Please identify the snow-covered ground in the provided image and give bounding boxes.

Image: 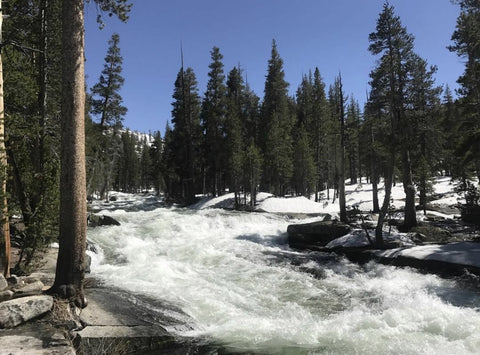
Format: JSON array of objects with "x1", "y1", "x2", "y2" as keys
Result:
[{"x1": 193, "y1": 176, "x2": 463, "y2": 218}]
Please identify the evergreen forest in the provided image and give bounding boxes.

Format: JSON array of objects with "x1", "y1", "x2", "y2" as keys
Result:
[{"x1": 1, "y1": 0, "x2": 479, "y2": 272}]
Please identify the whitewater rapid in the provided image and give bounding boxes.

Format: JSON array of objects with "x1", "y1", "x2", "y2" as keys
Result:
[{"x1": 88, "y1": 199, "x2": 480, "y2": 354}]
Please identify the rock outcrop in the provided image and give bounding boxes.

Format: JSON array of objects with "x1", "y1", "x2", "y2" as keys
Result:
[{"x1": 287, "y1": 220, "x2": 352, "y2": 250}]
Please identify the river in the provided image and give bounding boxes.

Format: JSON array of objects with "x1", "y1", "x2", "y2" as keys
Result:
[{"x1": 88, "y1": 197, "x2": 480, "y2": 354}]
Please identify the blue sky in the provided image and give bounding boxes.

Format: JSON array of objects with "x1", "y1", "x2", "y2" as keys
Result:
[{"x1": 84, "y1": 0, "x2": 463, "y2": 134}]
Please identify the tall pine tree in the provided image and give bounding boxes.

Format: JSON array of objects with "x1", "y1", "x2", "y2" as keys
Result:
[
  {"x1": 201, "y1": 47, "x2": 227, "y2": 197},
  {"x1": 170, "y1": 67, "x2": 202, "y2": 203},
  {"x1": 261, "y1": 40, "x2": 294, "y2": 196}
]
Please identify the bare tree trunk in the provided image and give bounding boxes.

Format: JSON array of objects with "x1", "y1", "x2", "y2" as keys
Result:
[
  {"x1": 50, "y1": 0, "x2": 87, "y2": 308},
  {"x1": 371, "y1": 125, "x2": 380, "y2": 213},
  {"x1": 0, "y1": 8, "x2": 10, "y2": 278},
  {"x1": 375, "y1": 156, "x2": 394, "y2": 249},
  {"x1": 402, "y1": 147, "x2": 417, "y2": 230}
]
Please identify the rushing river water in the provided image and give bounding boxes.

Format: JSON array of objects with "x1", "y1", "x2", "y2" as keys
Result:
[{"x1": 88, "y1": 198, "x2": 480, "y2": 354}]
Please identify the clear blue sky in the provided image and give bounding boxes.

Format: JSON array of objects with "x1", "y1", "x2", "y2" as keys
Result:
[{"x1": 84, "y1": 0, "x2": 463, "y2": 134}]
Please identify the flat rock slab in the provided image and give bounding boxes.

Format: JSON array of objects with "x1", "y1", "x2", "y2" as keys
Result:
[
  {"x1": 373, "y1": 241, "x2": 480, "y2": 276},
  {"x1": 81, "y1": 288, "x2": 153, "y2": 326},
  {"x1": 75, "y1": 325, "x2": 174, "y2": 354},
  {"x1": 0, "y1": 321, "x2": 75, "y2": 355},
  {"x1": 0, "y1": 334, "x2": 75, "y2": 355}
]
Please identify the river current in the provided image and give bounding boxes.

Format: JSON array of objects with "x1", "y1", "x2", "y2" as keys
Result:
[{"x1": 88, "y1": 199, "x2": 480, "y2": 354}]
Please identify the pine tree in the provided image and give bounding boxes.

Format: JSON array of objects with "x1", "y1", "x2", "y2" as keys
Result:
[
  {"x1": 50, "y1": 0, "x2": 130, "y2": 307},
  {"x1": 330, "y1": 75, "x2": 348, "y2": 222},
  {"x1": 294, "y1": 73, "x2": 316, "y2": 197},
  {"x1": 311, "y1": 68, "x2": 329, "y2": 201},
  {"x1": 242, "y1": 81, "x2": 261, "y2": 145},
  {"x1": 243, "y1": 140, "x2": 263, "y2": 208},
  {"x1": 88, "y1": 33, "x2": 127, "y2": 200},
  {"x1": 149, "y1": 131, "x2": 163, "y2": 195},
  {"x1": 368, "y1": 2, "x2": 417, "y2": 244},
  {"x1": 261, "y1": 40, "x2": 294, "y2": 196},
  {"x1": 139, "y1": 137, "x2": 152, "y2": 191},
  {"x1": 225, "y1": 66, "x2": 244, "y2": 208},
  {"x1": 345, "y1": 97, "x2": 361, "y2": 184},
  {"x1": 162, "y1": 122, "x2": 178, "y2": 201},
  {"x1": 440, "y1": 86, "x2": 461, "y2": 176},
  {"x1": 90, "y1": 33, "x2": 127, "y2": 129},
  {"x1": 201, "y1": 47, "x2": 227, "y2": 197},
  {"x1": 3, "y1": 0, "x2": 62, "y2": 273},
  {"x1": 406, "y1": 54, "x2": 442, "y2": 213},
  {"x1": 449, "y1": 0, "x2": 480, "y2": 181},
  {"x1": 171, "y1": 67, "x2": 202, "y2": 203}
]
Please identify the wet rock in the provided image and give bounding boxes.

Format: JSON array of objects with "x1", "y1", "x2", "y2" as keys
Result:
[
  {"x1": 0, "y1": 274, "x2": 7, "y2": 291},
  {"x1": 0, "y1": 295, "x2": 53, "y2": 328},
  {"x1": 459, "y1": 204, "x2": 480, "y2": 226},
  {"x1": 88, "y1": 214, "x2": 121, "y2": 227},
  {"x1": 85, "y1": 253, "x2": 92, "y2": 274},
  {"x1": 287, "y1": 220, "x2": 352, "y2": 250}
]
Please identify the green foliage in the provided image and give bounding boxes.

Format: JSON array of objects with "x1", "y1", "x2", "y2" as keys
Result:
[
  {"x1": 168, "y1": 67, "x2": 203, "y2": 203},
  {"x1": 88, "y1": 33, "x2": 127, "y2": 199},
  {"x1": 91, "y1": 33, "x2": 127, "y2": 129},
  {"x1": 225, "y1": 66, "x2": 244, "y2": 206},
  {"x1": 87, "y1": 0, "x2": 132, "y2": 27},
  {"x1": 449, "y1": 0, "x2": 480, "y2": 181},
  {"x1": 243, "y1": 140, "x2": 263, "y2": 207},
  {"x1": 4, "y1": 0, "x2": 62, "y2": 271},
  {"x1": 261, "y1": 40, "x2": 294, "y2": 196},
  {"x1": 201, "y1": 47, "x2": 227, "y2": 196}
]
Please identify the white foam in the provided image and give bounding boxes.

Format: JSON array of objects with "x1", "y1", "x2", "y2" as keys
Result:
[{"x1": 88, "y1": 206, "x2": 480, "y2": 354}]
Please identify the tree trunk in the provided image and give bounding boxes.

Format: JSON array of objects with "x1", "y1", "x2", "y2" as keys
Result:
[
  {"x1": 338, "y1": 88, "x2": 347, "y2": 223},
  {"x1": 371, "y1": 125, "x2": 380, "y2": 213},
  {"x1": 50, "y1": 0, "x2": 87, "y2": 308},
  {"x1": 0, "y1": 9, "x2": 10, "y2": 278},
  {"x1": 402, "y1": 147, "x2": 417, "y2": 230},
  {"x1": 375, "y1": 153, "x2": 394, "y2": 249}
]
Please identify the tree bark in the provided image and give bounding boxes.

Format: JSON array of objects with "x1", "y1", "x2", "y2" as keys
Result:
[
  {"x1": 370, "y1": 124, "x2": 380, "y2": 213},
  {"x1": 0, "y1": 7, "x2": 11, "y2": 278},
  {"x1": 402, "y1": 147, "x2": 417, "y2": 230},
  {"x1": 338, "y1": 89, "x2": 347, "y2": 223},
  {"x1": 50, "y1": 0, "x2": 87, "y2": 308}
]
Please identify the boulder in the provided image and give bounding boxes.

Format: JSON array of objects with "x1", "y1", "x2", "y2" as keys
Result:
[
  {"x1": 12, "y1": 280, "x2": 44, "y2": 297},
  {"x1": 459, "y1": 204, "x2": 480, "y2": 226},
  {"x1": 287, "y1": 220, "x2": 352, "y2": 250},
  {"x1": 88, "y1": 214, "x2": 121, "y2": 227},
  {"x1": 0, "y1": 273, "x2": 7, "y2": 291},
  {"x1": 0, "y1": 295, "x2": 53, "y2": 328},
  {"x1": 0, "y1": 290, "x2": 14, "y2": 302}
]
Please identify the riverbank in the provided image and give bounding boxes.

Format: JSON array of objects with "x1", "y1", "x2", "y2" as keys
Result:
[{"x1": 1, "y1": 247, "x2": 230, "y2": 354}]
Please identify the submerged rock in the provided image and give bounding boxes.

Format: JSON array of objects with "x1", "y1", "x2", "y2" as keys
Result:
[
  {"x1": 287, "y1": 220, "x2": 352, "y2": 250},
  {"x1": 88, "y1": 214, "x2": 121, "y2": 227}
]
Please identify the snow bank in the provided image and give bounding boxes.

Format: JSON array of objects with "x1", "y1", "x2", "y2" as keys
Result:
[
  {"x1": 326, "y1": 230, "x2": 415, "y2": 248},
  {"x1": 190, "y1": 176, "x2": 465, "y2": 216},
  {"x1": 377, "y1": 242, "x2": 480, "y2": 268},
  {"x1": 257, "y1": 196, "x2": 333, "y2": 214}
]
